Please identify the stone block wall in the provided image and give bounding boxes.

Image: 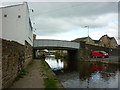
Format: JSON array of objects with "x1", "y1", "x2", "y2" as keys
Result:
[
  {"x1": 85, "y1": 44, "x2": 119, "y2": 56},
  {"x1": 24, "y1": 41, "x2": 33, "y2": 69},
  {"x1": 74, "y1": 41, "x2": 120, "y2": 61},
  {"x1": 2, "y1": 39, "x2": 25, "y2": 88},
  {"x1": 2, "y1": 39, "x2": 33, "y2": 88}
]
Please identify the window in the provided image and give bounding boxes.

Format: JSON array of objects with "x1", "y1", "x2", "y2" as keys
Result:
[
  {"x1": 18, "y1": 15, "x2": 21, "y2": 18},
  {"x1": 4, "y1": 14, "x2": 7, "y2": 17}
]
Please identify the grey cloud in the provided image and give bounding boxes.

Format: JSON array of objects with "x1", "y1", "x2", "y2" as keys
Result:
[
  {"x1": 28, "y1": 2, "x2": 118, "y2": 38},
  {"x1": 29, "y1": 2, "x2": 118, "y2": 18},
  {"x1": 33, "y1": 12, "x2": 117, "y2": 36}
]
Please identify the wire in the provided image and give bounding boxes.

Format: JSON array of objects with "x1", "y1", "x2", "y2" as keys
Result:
[{"x1": 30, "y1": 3, "x2": 82, "y2": 17}]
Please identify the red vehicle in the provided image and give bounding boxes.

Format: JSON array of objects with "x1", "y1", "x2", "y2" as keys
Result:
[{"x1": 91, "y1": 51, "x2": 109, "y2": 58}]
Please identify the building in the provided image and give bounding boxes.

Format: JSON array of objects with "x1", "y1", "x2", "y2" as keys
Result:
[
  {"x1": 0, "y1": 2, "x2": 33, "y2": 88},
  {"x1": 1, "y1": 2, "x2": 33, "y2": 45},
  {"x1": 99, "y1": 35, "x2": 118, "y2": 48},
  {"x1": 72, "y1": 35, "x2": 118, "y2": 48},
  {"x1": 94, "y1": 40, "x2": 104, "y2": 47},
  {"x1": 72, "y1": 36, "x2": 95, "y2": 45}
]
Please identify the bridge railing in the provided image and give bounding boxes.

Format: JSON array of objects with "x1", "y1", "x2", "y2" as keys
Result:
[{"x1": 33, "y1": 39, "x2": 80, "y2": 49}]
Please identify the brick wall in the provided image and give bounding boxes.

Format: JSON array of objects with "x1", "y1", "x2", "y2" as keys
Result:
[{"x1": 2, "y1": 39, "x2": 33, "y2": 88}]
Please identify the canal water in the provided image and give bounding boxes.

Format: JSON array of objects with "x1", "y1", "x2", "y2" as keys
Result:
[{"x1": 45, "y1": 57, "x2": 119, "y2": 88}]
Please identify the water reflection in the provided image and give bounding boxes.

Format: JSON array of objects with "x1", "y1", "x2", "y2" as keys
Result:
[
  {"x1": 45, "y1": 57, "x2": 119, "y2": 88},
  {"x1": 45, "y1": 57, "x2": 64, "y2": 71}
]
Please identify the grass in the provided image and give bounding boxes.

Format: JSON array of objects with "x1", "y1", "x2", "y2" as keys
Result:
[
  {"x1": 44, "y1": 78, "x2": 57, "y2": 88},
  {"x1": 41, "y1": 60, "x2": 62, "y2": 89},
  {"x1": 41, "y1": 61, "x2": 49, "y2": 71}
]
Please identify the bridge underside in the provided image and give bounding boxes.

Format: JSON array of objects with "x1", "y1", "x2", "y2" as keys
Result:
[
  {"x1": 33, "y1": 46, "x2": 78, "y2": 50},
  {"x1": 33, "y1": 39, "x2": 80, "y2": 60},
  {"x1": 33, "y1": 47, "x2": 80, "y2": 61}
]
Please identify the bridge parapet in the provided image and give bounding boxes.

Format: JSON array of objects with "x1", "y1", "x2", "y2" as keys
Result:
[{"x1": 33, "y1": 39, "x2": 80, "y2": 50}]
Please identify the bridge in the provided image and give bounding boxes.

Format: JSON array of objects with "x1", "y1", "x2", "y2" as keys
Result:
[
  {"x1": 33, "y1": 39, "x2": 80, "y2": 50},
  {"x1": 33, "y1": 39, "x2": 81, "y2": 60}
]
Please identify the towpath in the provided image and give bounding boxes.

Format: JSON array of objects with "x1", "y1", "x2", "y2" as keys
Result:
[{"x1": 11, "y1": 60, "x2": 45, "y2": 88}]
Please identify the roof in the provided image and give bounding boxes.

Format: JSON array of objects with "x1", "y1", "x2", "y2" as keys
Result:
[
  {"x1": 94, "y1": 40, "x2": 100, "y2": 43},
  {"x1": 108, "y1": 37, "x2": 114, "y2": 40},
  {"x1": 0, "y1": 3, "x2": 23, "y2": 9},
  {"x1": 72, "y1": 37, "x2": 90, "y2": 42},
  {"x1": 99, "y1": 35, "x2": 115, "y2": 40}
]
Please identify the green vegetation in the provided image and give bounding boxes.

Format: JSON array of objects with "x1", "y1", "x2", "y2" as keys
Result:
[
  {"x1": 54, "y1": 53, "x2": 62, "y2": 59},
  {"x1": 54, "y1": 53, "x2": 68, "y2": 60},
  {"x1": 37, "y1": 54, "x2": 43, "y2": 59},
  {"x1": 44, "y1": 78, "x2": 57, "y2": 88},
  {"x1": 41, "y1": 60, "x2": 63, "y2": 88},
  {"x1": 41, "y1": 60, "x2": 49, "y2": 71}
]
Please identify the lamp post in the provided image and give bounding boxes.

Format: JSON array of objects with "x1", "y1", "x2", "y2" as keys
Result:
[
  {"x1": 85, "y1": 26, "x2": 90, "y2": 43},
  {"x1": 84, "y1": 26, "x2": 89, "y2": 37}
]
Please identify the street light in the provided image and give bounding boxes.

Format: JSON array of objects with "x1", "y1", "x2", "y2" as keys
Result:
[
  {"x1": 85, "y1": 26, "x2": 90, "y2": 43},
  {"x1": 84, "y1": 26, "x2": 89, "y2": 37}
]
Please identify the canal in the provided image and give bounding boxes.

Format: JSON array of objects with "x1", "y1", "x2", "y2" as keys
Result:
[{"x1": 45, "y1": 57, "x2": 119, "y2": 88}]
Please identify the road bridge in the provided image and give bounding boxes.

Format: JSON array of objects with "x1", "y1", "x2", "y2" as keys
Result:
[
  {"x1": 33, "y1": 39, "x2": 80, "y2": 50},
  {"x1": 33, "y1": 39, "x2": 81, "y2": 60}
]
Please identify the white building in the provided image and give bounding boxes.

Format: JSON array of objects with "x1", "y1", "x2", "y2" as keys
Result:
[{"x1": 0, "y1": 2, "x2": 33, "y2": 46}]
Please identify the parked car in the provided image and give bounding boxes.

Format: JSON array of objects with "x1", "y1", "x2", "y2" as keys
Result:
[{"x1": 91, "y1": 51, "x2": 109, "y2": 58}]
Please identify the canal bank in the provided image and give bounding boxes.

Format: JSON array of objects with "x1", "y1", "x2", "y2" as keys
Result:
[
  {"x1": 86, "y1": 56, "x2": 120, "y2": 65},
  {"x1": 9, "y1": 60, "x2": 64, "y2": 88}
]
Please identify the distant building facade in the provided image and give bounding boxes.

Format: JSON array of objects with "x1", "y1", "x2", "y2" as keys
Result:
[
  {"x1": 72, "y1": 35, "x2": 118, "y2": 48},
  {"x1": 72, "y1": 36, "x2": 95, "y2": 45},
  {"x1": 94, "y1": 40, "x2": 104, "y2": 47},
  {"x1": 99, "y1": 35, "x2": 118, "y2": 48}
]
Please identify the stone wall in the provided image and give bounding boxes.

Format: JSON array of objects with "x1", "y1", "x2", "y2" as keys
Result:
[
  {"x1": 2, "y1": 39, "x2": 33, "y2": 88},
  {"x1": 24, "y1": 41, "x2": 33, "y2": 69},
  {"x1": 74, "y1": 41, "x2": 120, "y2": 61},
  {"x1": 85, "y1": 44, "x2": 119, "y2": 56}
]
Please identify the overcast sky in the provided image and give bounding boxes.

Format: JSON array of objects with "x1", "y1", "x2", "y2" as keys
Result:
[
  {"x1": 1, "y1": 0, "x2": 119, "y2": 44},
  {"x1": 28, "y1": 2, "x2": 119, "y2": 43}
]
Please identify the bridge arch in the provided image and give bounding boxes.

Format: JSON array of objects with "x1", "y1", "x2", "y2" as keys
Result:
[{"x1": 33, "y1": 39, "x2": 80, "y2": 60}]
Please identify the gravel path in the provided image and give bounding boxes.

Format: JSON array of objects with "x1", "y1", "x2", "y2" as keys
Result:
[{"x1": 11, "y1": 60, "x2": 45, "y2": 88}]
